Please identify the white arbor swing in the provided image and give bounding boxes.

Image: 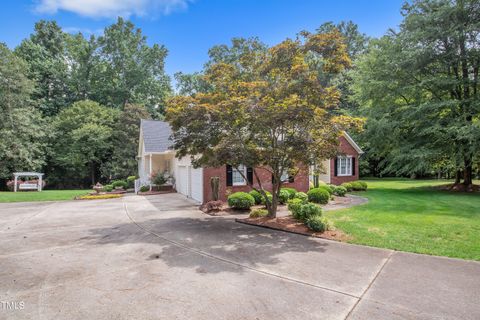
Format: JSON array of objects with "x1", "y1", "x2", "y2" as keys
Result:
[{"x1": 13, "y1": 172, "x2": 44, "y2": 192}]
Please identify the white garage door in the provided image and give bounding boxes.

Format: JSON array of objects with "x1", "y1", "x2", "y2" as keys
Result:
[
  {"x1": 176, "y1": 165, "x2": 203, "y2": 203},
  {"x1": 177, "y1": 165, "x2": 189, "y2": 196},
  {"x1": 190, "y1": 167, "x2": 203, "y2": 203}
]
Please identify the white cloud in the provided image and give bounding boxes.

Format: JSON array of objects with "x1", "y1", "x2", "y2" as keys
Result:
[
  {"x1": 63, "y1": 27, "x2": 103, "y2": 35},
  {"x1": 34, "y1": 0, "x2": 191, "y2": 19}
]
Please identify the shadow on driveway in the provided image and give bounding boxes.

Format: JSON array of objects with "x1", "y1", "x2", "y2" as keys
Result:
[{"x1": 83, "y1": 216, "x2": 329, "y2": 276}]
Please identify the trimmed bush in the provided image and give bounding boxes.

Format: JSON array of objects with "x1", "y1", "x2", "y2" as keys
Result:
[
  {"x1": 111, "y1": 180, "x2": 128, "y2": 190},
  {"x1": 341, "y1": 182, "x2": 354, "y2": 191},
  {"x1": 228, "y1": 192, "x2": 255, "y2": 210},
  {"x1": 278, "y1": 189, "x2": 290, "y2": 204},
  {"x1": 250, "y1": 209, "x2": 269, "y2": 218},
  {"x1": 103, "y1": 184, "x2": 114, "y2": 192},
  {"x1": 306, "y1": 216, "x2": 331, "y2": 232},
  {"x1": 294, "y1": 191, "x2": 308, "y2": 203},
  {"x1": 300, "y1": 203, "x2": 322, "y2": 220},
  {"x1": 351, "y1": 181, "x2": 368, "y2": 191},
  {"x1": 260, "y1": 191, "x2": 273, "y2": 205},
  {"x1": 319, "y1": 185, "x2": 334, "y2": 195},
  {"x1": 281, "y1": 187, "x2": 297, "y2": 199},
  {"x1": 126, "y1": 176, "x2": 136, "y2": 188},
  {"x1": 249, "y1": 190, "x2": 263, "y2": 205},
  {"x1": 139, "y1": 185, "x2": 149, "y2": 192},
  {"x1": 307, "y1": 188, "x2": 330, "y2": 204},
  {"x1": 287, "y1": 198, "x2": 303, "y2": 219},
  {"x1": 333, "y1": 186, "x2": 347, "y2": 197}
]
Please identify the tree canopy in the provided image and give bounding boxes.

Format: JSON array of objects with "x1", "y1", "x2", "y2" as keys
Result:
[
  {"x1": 167, "y1": 31, "x2": 362, "y2": 216},
  {"x1": 351, "y1": 0, "x2": 480, "y2": 185}
]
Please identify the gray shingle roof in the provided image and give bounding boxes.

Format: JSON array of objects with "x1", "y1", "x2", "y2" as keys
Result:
[{"x1": 141, "y1": 119, "x2": 173, "y2": 153}]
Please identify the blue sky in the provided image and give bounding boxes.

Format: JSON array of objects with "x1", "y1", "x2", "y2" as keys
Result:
[{"x1": 0, "y1": 0, "x2": 404, "y2": 86}]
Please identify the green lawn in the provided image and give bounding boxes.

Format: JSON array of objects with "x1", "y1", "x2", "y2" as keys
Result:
[
  {"x1": 325, "y1": 178, "x2": 480, "y2": 261},
  {"x1": 0, "y1": 190, "x2": 90, "y2": 203}
]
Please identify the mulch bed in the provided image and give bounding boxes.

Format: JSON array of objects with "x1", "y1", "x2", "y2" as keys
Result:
[
  {"x1": 236, "y1": 216, "x2": 351, "y2": 242},
  {"x1": 435, "y1": 183, "x2": 480, "y2": 193}
]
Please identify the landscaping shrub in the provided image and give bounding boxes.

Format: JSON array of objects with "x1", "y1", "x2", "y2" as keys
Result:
[
  {"x1": 249, "y1": 209, "x2": 269, "y2": 218},
  {"x1": 307, "y1": 188, "x2": 330, "y2": 204},
  {"x1": 228, "y1": 192, "x2": 255, "y2": 210},
  {"x1": 281, "y1": 187, "x2": 297, "y2": 199},
  {"x1": 332, "y1": 185, "x2": 347, "y2": 197},
  {"x1": 111, "y1": 180, "x2": 128, "y2": 190},
  {"x1": 319, "y1": 185, "x2": 334, "y2": 195},
  {"x1": 300, "y1": 203, "x2": 322, "y2": 220},
  {"x1": 349, "y1": 181, "x2": 368, "y2": 191},
  {"x1": 278, "y1": 189, "x2": 290, "y2": 204},
  {"x1": 306, "y1": 216, "x2": 331, "y2": 233},
  {"x1": 341, "y1": 182, "x2": 354, "y2": 191},
  {"x1": 249, "y1": 190, "x2": 263, "y2": 205},
  {"x1": 103, "y1": 184, "x2": 114, "y2": 192},
  {"x1": 260, "y1": 191, "x2": 273, "y2": 205},
  {"x1": 293, "y1": 191, "x2": 308, "y2": 203},
  {"x1": 287, "y1": 198, "x2": 303, "y2": 219},
  {"x1": 126, "y1": 176, "x2": 136, "y2": 188},
  {"x1": 139, "y1": 185, "x2": 149, "y2": 192},
  {"x1": 152, "y1": 172, "x2": 167, "y2": 185}
]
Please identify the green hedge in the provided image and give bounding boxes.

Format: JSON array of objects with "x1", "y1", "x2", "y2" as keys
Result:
[
  {"x1": 293, "y1": 191, "x2": 308, "y2": 203},
  {"x1": 111, "y1": 180, "x2": 128, "y2": 190},
  {"x1": 281, "y1": 187, "x2": 297, "y2": 199},
  {"x1": 287, "y1": 198, "x2": 303, "y2": 219},
  {"x1": 228, "y1": 192, "x2": 255, "y2": 209},
  {"x1": 307, "y1": 188, "x2": 330, "y2": 204},
  {"x1": 306, "y1": 215, "x2": 331, "y2": 232},
  {"x1": 249, "y1": 190, "x2": 263, "y2": 205}
]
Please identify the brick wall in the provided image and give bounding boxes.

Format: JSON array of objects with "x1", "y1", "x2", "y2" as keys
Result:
[
  {"x1": 329, "y1": 136, "x2": 360, "y2": 185},
  {"x1": 203, "y1": 165, "x2": 310, "y2": 203}
]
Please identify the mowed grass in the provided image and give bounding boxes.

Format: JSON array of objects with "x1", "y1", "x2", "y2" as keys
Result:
[
  {"x1": 325, "y1": 178, "x2": 480, "y2": 261},
  {"x1": 0, "y1": 190, "x2": 90, "y2": 203}
]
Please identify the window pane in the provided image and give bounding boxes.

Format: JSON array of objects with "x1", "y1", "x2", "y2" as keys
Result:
[{"x1": 232, "y1": 165, "x2": 246, "y2": 185}]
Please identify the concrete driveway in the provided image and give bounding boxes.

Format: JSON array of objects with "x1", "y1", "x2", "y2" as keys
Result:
[{"x1": 1, "y1": 194, "x2": 479, "y2": 320}]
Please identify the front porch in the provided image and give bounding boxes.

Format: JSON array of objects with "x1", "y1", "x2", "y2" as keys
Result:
[{"x1": 137, "y1": 151, "x2": 175, "y2": 192}]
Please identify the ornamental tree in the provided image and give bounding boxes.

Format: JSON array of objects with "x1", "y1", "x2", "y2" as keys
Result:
[{"x1": 166, "y1": 31, "x2": 362, "y2": 217}]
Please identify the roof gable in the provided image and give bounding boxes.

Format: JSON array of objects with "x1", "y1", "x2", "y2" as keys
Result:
[
  {"x1": 140, "y1": 119, "x2": 173, "y2": 153},
  {"x1": 343, "y1": 131, "x2": 364, "y2": 154}
]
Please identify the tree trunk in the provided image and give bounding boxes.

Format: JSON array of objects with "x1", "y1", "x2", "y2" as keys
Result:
[
  {"x1": 455, "y1": 170, "x2": 462, "y2": 184},
  {"x1": 268, "y1": 175, "x2": 281, "y2": 218},
  {"x1": 463, "y1": 162, "x2": 473, "y2": 186}
]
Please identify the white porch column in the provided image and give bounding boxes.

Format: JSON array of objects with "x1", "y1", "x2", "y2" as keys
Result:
[
  {"x1": 149, "y1": 154, "x2": 153, "y2": 176},
  {"x1": 149, "y1": 154, "x2": 153, "y2": 191},
  {"x1": 14, "y1": 175, "x2": 17, "y2": 192},
  {"x1": 38, "y1": 175, "x2": 43, "y2": 191}
]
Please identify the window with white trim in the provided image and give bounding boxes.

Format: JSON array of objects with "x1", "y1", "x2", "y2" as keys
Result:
[
  {"x1": 232, "y1": 165, "x2": 247, "y2": 186},
  {"x1": 337, "y1": 156, "x2": 352, "y2": 176},
  {"x1": 280, "y1": 169, "x2": 289, "y2": 182}
]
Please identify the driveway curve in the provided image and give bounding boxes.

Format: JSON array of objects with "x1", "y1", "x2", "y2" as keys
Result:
[{"x1": 0, "y1": 193, "x2": 479, "y2": 319}]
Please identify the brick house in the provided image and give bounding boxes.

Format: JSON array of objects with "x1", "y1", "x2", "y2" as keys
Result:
[{"x1": 137, "y1": 120, "x2": 363, "y2": 203}]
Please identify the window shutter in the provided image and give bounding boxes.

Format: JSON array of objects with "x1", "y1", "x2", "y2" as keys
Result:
[
  {"x1": 226, "y1": 165, "x2": 233, "y2": 186},
  {"x1": 334, "y1": 157, "x2": 338, "y2": 176},
  {"x1": 247, "y1": 167, "x2": 253, "y2": 185},
  {"x1": 352, "y1": 157, "x2": 356, "y2": 176},
  {"x1": 271, "y1": 174, "x2": 276, "y2": 184}
]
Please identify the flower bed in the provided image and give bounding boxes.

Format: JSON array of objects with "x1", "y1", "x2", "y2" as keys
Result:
[
  {"x1": 76, "y1": 194, "x2": 123, "y2": 200},
  {"x1": 236, "y1": 216, "x2": 350, "y2": 242}
]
